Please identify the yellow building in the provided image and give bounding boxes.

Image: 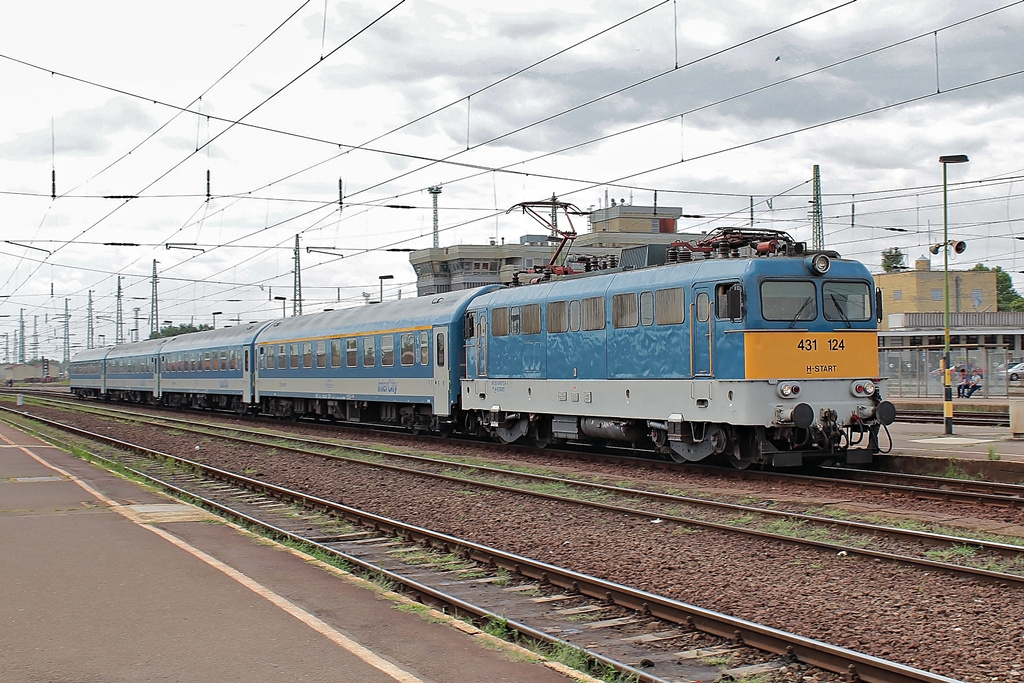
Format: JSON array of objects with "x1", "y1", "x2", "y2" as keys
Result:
[{"x1": 874, "y1": 256, "x2": 996, "y2": 331}]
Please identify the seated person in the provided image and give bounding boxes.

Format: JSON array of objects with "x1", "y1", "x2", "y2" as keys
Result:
[{"x1": 964, "y1": 373, "x2": 983, "y2": 398}]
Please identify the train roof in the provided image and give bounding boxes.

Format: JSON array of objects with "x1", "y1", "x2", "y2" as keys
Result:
[
  {"x1": 256, "y1": 285, "x2": 501, "y2": 344},
  {"x1": 469, "y1": 255, "x2": 874, "y2": 309},
  {"x1": 158, "y1": 321, "x2": 274, "y2": 353},
  {"x1": 104, "y1": 336, "x2": 170, "y2": 360},
  {"x1": 69, "y1": 346, "x2": 113, "y2": 363}
]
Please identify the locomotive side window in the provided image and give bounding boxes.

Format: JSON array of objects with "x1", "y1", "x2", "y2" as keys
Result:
[
  {"x1": 715, "y1": 283, "x2": 744, "y2": 321},
  {"x1": 569, "y1": 300, "x2": 582, "y2": 332},
  {"x1": 464, "y1": 313, "x2": 475, "y2": 339},
  {"x1": 547, "y1": 301, "x2": 568, "y2": 333},
  {"x1": 381, "y1": 335, "x2": 395, "y2": 366},
  {"x1": 823, "y1": 281, "x2": 871, "y2": 322},
  {"x1": 582, "y1": 296, "x2": 605, "y2": 331},
  {"x1": 346, "y1": 339, "x2": 358, "y2": 367},
  {"x1": 331, "y1": 339, "x2": 342, "y2": 367},
  {"x1": 363, "y1": 336, "x2": 376, "y2": 367},
  {"x1": 492, "y1": 307, "x2": 510, "y2": 337},
  {"x1": 612, "y1": 293, "x2": 639, "y2": 328},
  {"x1": 522, "y1": 304, "x2": 541, "y2": 334},
  {"x1": 510, "y1": 306, "x2": 521, "y2": 335},
  {"x1": 401, "y1": 333, "x2": 415, "y2": 365},
  {"x1": 316, "y1": 341, "x2": 327, "y2": 368},
  {"x1": 696, "y1": 293, "x2": 710, "y2": 322},
  {"x1": 656, "y1": 287, "x2": 685, "y2": 325},
  {"x1": 640, "y1": 291, "x2": 654, "y2": 326},
  {"x1": 420, "y1": 331, "x2": 429, "y2": 365},
  {"x1": 761, "y1": 281, "x2": 816, "y2": 321},
  {"x1": 436, "y1": 332, "x2": 445, "y2": 367}
]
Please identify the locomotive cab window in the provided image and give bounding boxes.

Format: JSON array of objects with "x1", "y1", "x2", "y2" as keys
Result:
[
  {"x1": 823, "y1": 281, "x2": 872, "y2": 322},
  {"x1": 761, "y1": 281, "x2": 817, "y2": 322},
  {"x1": 715, "y1": 283, "x2": 744, "y2": 321}
]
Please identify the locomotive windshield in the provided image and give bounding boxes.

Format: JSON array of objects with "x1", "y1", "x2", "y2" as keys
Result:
[
  {"x1": 823, "y1": 281, "x2": 872, "y2": 322},
  {"x1": 761, "y1": 281, "x2": 816, "y2": 322}
]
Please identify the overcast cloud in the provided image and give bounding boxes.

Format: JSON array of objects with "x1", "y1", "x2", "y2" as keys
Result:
[{"x1": 1, "y1": 0, "x2": 1022, "y2": 359}]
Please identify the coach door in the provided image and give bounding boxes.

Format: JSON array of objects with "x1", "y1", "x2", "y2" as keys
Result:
[
  {"x1": 475, "y1": 312, "x2": 488, "y2": 377},
  {"x1": 432, "y1": 327, "x2": 451, "y2": 415},
  {"x1": 691, "y1": 286, "x2": 713, "y2": 378}
]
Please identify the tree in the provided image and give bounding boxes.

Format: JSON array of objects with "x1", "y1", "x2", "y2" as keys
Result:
[
  {"x1": 970, "y1": 264, "x2": 1024, "y2": 311},
  {"x1": 880, "y1": 246, "x2": 905, "y2": 272},
  {"x1": 148, "y1": 323, "x2": 212, "y2": 339}
]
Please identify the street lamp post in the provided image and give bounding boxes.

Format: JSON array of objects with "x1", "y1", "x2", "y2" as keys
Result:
[
  {"x1": 939, "y1": 153, "x2": 969, "y2": 435},
  {"x1": 273, "y1": 296, "x2": 286, "y2": 318},
  {"x1": 211, "y1": 311, "x2": 223, "y2": 329},
  {"x1": 379, "y1": 274, "x2": 394, "y2": 304}
]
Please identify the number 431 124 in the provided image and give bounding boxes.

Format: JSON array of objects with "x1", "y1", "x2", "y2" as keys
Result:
[{"x1": 797, "y1": 338, "x2": 845, "y2": 351}]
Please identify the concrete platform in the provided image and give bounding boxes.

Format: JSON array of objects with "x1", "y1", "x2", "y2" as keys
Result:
[{"x1": 0, "y1": 420, "x2": 585, "y2": 683}]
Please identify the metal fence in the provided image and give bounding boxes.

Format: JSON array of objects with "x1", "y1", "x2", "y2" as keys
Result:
[{"x1": 879, "y1": 345, "x2": 1017, "y2": 399}]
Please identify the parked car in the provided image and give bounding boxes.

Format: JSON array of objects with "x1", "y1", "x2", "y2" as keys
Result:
[{"x1": 1000, "y1": 362, "x2": 1024, "y2": 381}]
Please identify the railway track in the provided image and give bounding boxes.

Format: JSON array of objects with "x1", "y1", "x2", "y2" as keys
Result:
[
  {"x1": 1, "y1": 404, "x2": 966, "y2": 683},
  {"x1": 19, "y1": 394, "x2": 1024, "y2": 583}
]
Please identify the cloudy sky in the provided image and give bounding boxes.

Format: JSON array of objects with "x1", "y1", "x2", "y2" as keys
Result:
[{"x1": 1, "y1": 0, "x2": 1022, "y2": 359}]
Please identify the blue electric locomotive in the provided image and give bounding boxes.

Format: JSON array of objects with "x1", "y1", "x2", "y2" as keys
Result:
[{"x1": 461, "y1": 229, "x2": 895, "y2": 467}]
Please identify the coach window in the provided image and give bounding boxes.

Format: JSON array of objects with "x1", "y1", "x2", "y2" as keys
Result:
[
  {"x1": 823, "y1": 281, "x2": 871, "y2": 322},
  {"x1": 346, "y1": 338, "x2": 358, "y2": 367},
  {"x1": 278, "y1": 345, "x2": 287, "y2": 369},
  {"x1": 221, "y1": 350, "x2": 228, "y2": 371},
  {"x1": 261, "y1": 347, "x2": 268, "y2": 370},
  {"x1": 510, "y1": 306, "x2": 521, "y2": 335},
  {"x1": 582, "y1": 296, "x2": 605, "y2": 331},
  {"x1": 492, "y1": 307, "x2": 510, "y2": 336},
  {"x1": 303, "y1": 342, "x2": 313, "y2": 368},
  {"x1": 290, "y1": 344, "x2": 300, "y2": 369},
  {"x1": 612, "y1": 293, "x2": 639, "y2": 328},
  {"x1": 229, "y1": 349, "x2": 237, "y2": 371},
  {"x1": 382, "y1": 335, "x2": 395, "y2": 366},
  {"x1": 363, "y1": 336, "x2": 376, "y2": 367},
  {"x1": 640, "y1": 291, "x2": 655, "y2": 326},
  {"x1": 401, "y1": 333, "x2": 415, "y2": 365},
  {"x1": 331, "y1": 337, "x2": 344, "y2": 366},
  {"x1": 316, "y1": 340, "x2": 327, "y2": 369},
  {"x1": 331, "y1": 339, "x2": 343, "y2": 367},
  {"x1": 761, "y1": 281, "x2": 816, "y2": 322},
  {"x1": 569, "y1": 300, "x2": 582, "y2": 332},
  {"x1": 522, "y1": 304, "x2": 541, "y2": 335},
  {"x1": 420, "y1": 331, "x2": 429, "y2": 365},
  {"x1": 436, "y1": 332, "x2": 445, "y2": 367}
]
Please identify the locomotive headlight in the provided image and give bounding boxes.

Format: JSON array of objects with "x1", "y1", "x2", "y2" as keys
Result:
[
  {"x1": 850, "y1": 379, "x2": 876, "y2": 397},
  {"x1": 777, "y1": 382, "x2": 801, "y2": 398},
  {"x1": 806, "y1": 253, "x2": 831, "y2": 275}
]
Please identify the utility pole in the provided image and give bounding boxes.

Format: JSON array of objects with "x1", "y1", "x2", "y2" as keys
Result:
[
  {"x1": 32, "y1": 315, "x2": 38, "y2": 360},
  {"x1": 18, "y1": 309, "x2": 25, "y2": 363},
  {"x1": 292, "y1": 234, "x2": 302, "y2": 316},
  {"x1": 150, "y1": 260, "x2": 159, "y2": 337},
  {"x1": 811, "y1": 164, "x2": 824, "y2": 251},
  {"x1": 63, "y1": 299, "x2": 70, "y2": 365},
  {"x1": 115, "y1": 276, "x2": 124, "y2": 344},
  {"x1": 428, "y1": 185, "x2": 442, "y2": 248},
  {"x1": 87, "y1": 290, "x2": 95, "y2": 349},
  {"x1": 133, "y1": 307, "x2": 140, "y2": 342}
]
